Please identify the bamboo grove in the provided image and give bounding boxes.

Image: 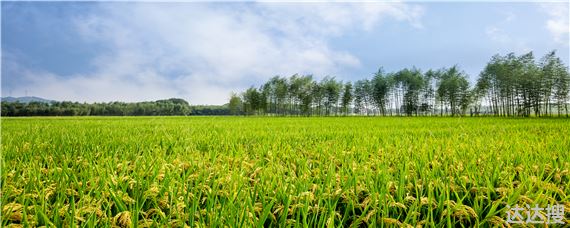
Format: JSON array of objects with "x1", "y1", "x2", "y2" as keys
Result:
[{"x1": 230, "y1": 51, "x2": 570, "y2": 117}]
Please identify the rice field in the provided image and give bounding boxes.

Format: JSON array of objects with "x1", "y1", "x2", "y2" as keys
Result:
[{"x1": 1, "y1": 117, "x2": 569, "y2": 227}]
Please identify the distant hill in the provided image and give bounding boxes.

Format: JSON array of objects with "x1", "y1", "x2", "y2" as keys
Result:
[{"x1": 1, "y1": 96, "x2": 54, "y2": 103}]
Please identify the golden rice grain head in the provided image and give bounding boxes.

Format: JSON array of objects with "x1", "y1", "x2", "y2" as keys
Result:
[
  {"x1": 443, "y1": 200, "x2": 456, "y2": 207},
  {"x1": 250, "y1": 167, "x2": 262, "y2": 179},
  {"x1": 169, "y1": 219, "x2": 190, "y2": 228},
  {"x1": 469, "y1": 187, "x2": 478, "y2": 193},
  {"x1": 144, "y1": 185, "x2": 160, "y2": 199},
  {"x1": 173, "y1": 201, "x2": 186, "y2": 215},
  {"x1": 420, "y1": 197, "x2": 435, "y2": 207},
  {"x1": 254, "y1": 202, "x2": 263, "y2": 213},
  {"x1": 518, "y1": 195, "x2": 533, "y2": 204},
  {"x1": 388, "y1": 181, "x2": 397, "y2": 195},
  {"x1": 58, "y1": 205, "x2": 70, "y2": 217},
  {"x1": 495, "y1": 187, "x2": 509, "y2": 197},
  {"x1": 137, "y1": 219, "x2": 154, "y2": 228},
  {"x1": 554, "y1": 172, "x2": 562, "y2": 183},
  {"x1": 450, "y1": 183, "x2": 461, "y2": 193},
  {"x1": 487, "y1": 216, "x2": 506, "y2": 227},
  {"x1": 178, "y1": 162, "x2": 191, "y2": 171},
  {"x1": 360, "y1": 197, "x2": 371, "y2": 208},
  {"x1": 2, "y1": 203, "x2": 23, "y2": 222},
  {"x1": 462, "y1": 205, "x2": 478, "y2": 219},
  {"x1": 404, "y1": 195, "x2": 416, "y2": 205},
  {"x1": 382, "y1": 218, "x2": 402, "y2": 226},
  {"x1": 441, "y1": 208, "x2": 450, "y2": 218},
  {"x1": 119, "y1": 192, "x2": 135, "y2": 205},
  {"x1": 5, "y1": 186, "x2": 23, "y2": 196},
  {"x1": 79, "y1": 206, "x2": 105, "y2": 218},
  {"x1": 544, "y1": 164, "x2": 552, "y2": 173},
  {"x1": 449, "y1": 205, "x2": 478, "y2": 221},
  {"x1": 66, "y1": 188, "x2": 79, "y2": 197},
  {"x1": 146, "y1": 208, "x2": 165, "y2": 219},
  {"x1": 114, "y1": 211, "x2": 132, "y2": 228},
  {"x1": 326, "y1": 216, "x2": 335, "y2": 227},
  {"x1": 158, "y1": 199, "x2": 170, "y2": 210},
  {"x1": 475, "y1": 195, "x2": 489, "y2": 201},
  {"x1": 364, "y1": 209, "x2": 377, "y2": 222},
  {"x1": 417, "y1": 219, "x2": 427, "y2": 225},
  {"x1": 157, "y1": 173, "x2": 165, "y2": 181},
  {"x1": 389, "y1": 202, "x2": 407, "y2": 210},
  {"x1": 334, "y1": 188, "x2": 343, "y2": 196},
  {"x1": 44, "y1": 187, "x2": 56, "y2": 202}
]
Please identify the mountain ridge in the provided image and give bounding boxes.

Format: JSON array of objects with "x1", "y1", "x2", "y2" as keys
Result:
[{"x1": 1, "y1": 96, "x2": 54, "y2": 103}]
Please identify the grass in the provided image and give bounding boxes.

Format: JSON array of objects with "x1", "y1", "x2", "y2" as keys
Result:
[{"x1": 1, "y1": 116, "x2": 569, "y2": 227}]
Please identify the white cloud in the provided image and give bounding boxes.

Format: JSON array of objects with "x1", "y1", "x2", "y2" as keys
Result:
[
  {"x1": 540, "y1": 3, "x2": 569, "y2": 46},
  {"x1": 8, "y1": 2, "x2": 424, "y2": 104}
]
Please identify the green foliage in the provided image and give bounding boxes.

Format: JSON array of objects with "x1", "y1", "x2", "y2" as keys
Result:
[
  {"x1": 371, "y1": 68, "x2": 390, "y2": 115},
  {"x1": 341, "y1": 82, "x2": 353, "y2": 115},
  {"x1": 2, "y1": 117, "x2": 569, "y2": 227},
  {"x1": 190, "y1": 105, "x2": 231, "y2": 115},
  {"x1": 322, "y1": 76, "x2": 343, "y2": 116},
  {"x1": 394, "y1": 68, "x2": 425, "y2": 116},
  {"x1": 233, "y1": 51, "x2": 569, "y2": 117},
  {"x1": 476, "y1": 51, "x2": 570, "y2": 117},
  {"x1": 354, "y1": 79, "x2": 372, "y2": 115},
  {"x1": 1, "y1": 98, "x2": 192, "y2": 116},
  {"x1": 437, "y1": 66, "x2": 470, "y2": 116},
  {"x1": 228, "y1": 93, "x2": 243, "y2": 115}
]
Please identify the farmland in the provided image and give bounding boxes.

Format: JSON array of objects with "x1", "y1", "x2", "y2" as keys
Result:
[{"x1": 2, "y1": 117, "x2": 569, "y2": 227}]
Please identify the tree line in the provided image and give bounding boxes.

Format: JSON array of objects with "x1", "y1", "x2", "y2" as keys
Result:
[
  {"x1": 229, "y1": 51, "x2": 569, "y2": 117},
  {"x1": 1, "y1": 98, "x2": 193, "y2": 116}
]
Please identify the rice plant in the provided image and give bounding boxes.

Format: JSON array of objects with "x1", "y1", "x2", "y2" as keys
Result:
[{"x1": 1, "y1": 116, "x2": 569, "y2": 227}]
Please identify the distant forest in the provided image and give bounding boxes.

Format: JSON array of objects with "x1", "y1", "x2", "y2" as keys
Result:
[
  {"x1": 229, "y1": 51, "x2": 570, "y2": 117},
  {"x1": 1, "y1": 98, "x2": 232, "y2": 116},
  {"x1": 2, "y1": 51, "x2": 568, "y2": 117}
]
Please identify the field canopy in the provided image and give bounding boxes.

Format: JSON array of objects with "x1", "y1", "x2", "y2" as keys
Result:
[{"x1": 2, "y1": 117, "x2": 569, "y2": 227}]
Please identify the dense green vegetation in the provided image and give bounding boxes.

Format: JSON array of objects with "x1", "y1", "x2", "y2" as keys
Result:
[
  {"x1": 1, "y1": 98, "x2": 192, "y2": 116},
  {"x1": 0, "y1": 99, "x2": 236, "y2": 117},
  {"x1": 2, "y1": 117, "x2": 569, "y2": 227},
  {"x1": 188, "y1": 105, "x2": 231, "y2": 116},
  {"x1": 232, "y1": 51, "x2": 569, "y2": 117}
]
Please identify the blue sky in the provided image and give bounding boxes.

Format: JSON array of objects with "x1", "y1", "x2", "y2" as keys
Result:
[{"x1": 2, "y1": 1, "x2": 569, "y2": 104}]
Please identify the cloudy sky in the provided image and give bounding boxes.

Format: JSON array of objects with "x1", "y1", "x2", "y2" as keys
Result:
[{"x1": 2, "y1": 1, "x2": 569, "y2": 105}]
